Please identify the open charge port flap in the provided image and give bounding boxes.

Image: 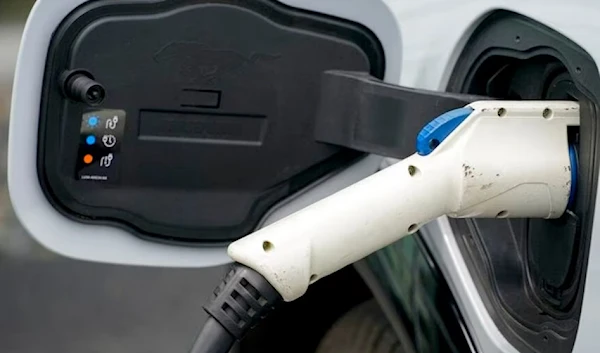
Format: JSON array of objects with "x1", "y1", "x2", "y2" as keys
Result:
[{"x1": 38, "y1": 0, "x2": 386, "y2": 244}]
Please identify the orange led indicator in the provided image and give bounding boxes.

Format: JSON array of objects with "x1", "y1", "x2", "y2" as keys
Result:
[{"x1": 83, "y1": 154, "x2": 94, "y2": 164}]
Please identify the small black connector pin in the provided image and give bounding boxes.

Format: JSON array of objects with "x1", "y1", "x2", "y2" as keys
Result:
[{"x1": 60, "y1": 70, "x2": 106, "y2": 106}]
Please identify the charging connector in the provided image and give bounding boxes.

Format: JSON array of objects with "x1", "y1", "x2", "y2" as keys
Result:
[
  {"x1": 228, "y1": 101, "x2": 579, "y2": 301},
  {"x1": 194, "y1": 100, "x2": 579, "y2": 352}
]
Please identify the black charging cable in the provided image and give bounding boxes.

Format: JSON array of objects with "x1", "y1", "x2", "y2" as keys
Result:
[{"x1": 189, "y1": 264, "x2": 282, "y2": 353}]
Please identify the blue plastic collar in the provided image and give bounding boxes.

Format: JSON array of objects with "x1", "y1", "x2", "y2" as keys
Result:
[
  {"x1": 416, "y1": 107, "x2": 474, "y2": 156},
  {"x1": 568, "y1": 144, "x2": 578, "y2": 209}
]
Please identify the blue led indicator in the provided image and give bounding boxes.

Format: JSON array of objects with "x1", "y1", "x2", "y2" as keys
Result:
[
  {"x1": 86, "y1": 135, "x2": 96, "y2": 145},
  {"x1": 88, "y1": 116, "x2": 99, "y2": 127}
]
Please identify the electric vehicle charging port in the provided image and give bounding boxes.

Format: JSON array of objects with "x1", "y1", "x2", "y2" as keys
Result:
[{"x1": 446, "y1": 10, "x2": 600, "y2": 353}]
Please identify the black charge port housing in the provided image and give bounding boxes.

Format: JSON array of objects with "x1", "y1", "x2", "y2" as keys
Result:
[{"x1": 37, "y1": 0, "x2": 386, "y2": 245}]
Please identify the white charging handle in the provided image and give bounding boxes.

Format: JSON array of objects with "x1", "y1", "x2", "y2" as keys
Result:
[{"x1": 228, "y1": 101, "x2": 580, "y2": 301}]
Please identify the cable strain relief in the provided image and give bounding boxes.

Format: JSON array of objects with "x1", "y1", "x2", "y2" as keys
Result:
[{"x1": 204, "y1": 263, "x2": 282, "y2": 340}]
